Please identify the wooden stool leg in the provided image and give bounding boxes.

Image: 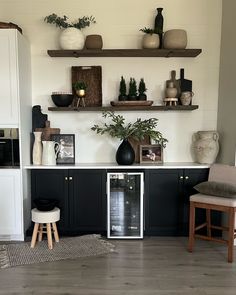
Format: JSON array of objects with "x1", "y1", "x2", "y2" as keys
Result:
[
  {"x1": 31, "y1": 223, "x2": 39, "y2": 248},
  {"x1": 38, "y1": 223, "x2": 43, "y2": 241},
  {"x1": 46, "y1": 223, "x2": 53, "y2": 250},
  {"x1": 228, "y1": 208, "x2": 235, "y2": 263},
  {"x1": 206, "y1": 209, "x2": 211, "y2": 237},
  {"x1": 52, "y1": 222, "x2": 59, "y2": 242},
  {"x1": 188, "y1": 202, "x2": 195, "y2": 252}
]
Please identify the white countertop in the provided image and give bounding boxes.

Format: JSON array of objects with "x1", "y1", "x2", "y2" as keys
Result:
[{"x1": 24, "y1": 162, "x2": 210, "y2": 169}]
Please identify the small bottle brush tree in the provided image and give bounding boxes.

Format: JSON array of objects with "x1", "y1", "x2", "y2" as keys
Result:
[
  {"x1": 138, "y1": 78, "x2": 147, "y2": 101},
  {"x1": 128, "y1": 78, "x2": 138, "y2": 101},
  {"x1": 118, "y1": 76, "x2": 127, "y2": 101}
]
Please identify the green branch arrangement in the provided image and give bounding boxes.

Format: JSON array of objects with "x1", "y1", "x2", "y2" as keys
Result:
[
  {"x1": 44, "y1": 13, "x2": 96, "y2": 29},
  {"x1": 91, "y1": 111, "x2": 168, "y2": 147}
]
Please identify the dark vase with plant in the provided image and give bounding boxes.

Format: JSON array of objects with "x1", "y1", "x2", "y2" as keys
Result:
[
  {"x1": 118, "y1": 76, "x2": 127, "y2": 101},
  {"x1": 128, "y1": 78, "x2": 138, "y2": 101},
  {"x1": 73, "y1": 81, "x2": 87, "y2": 107},
  {"x1": 138, "y1": 78, "x2": 147, "y2": 101},
  {"x1": 91, "y1": 111, "x2": 168, "y2": 165},
  {"x1": 44, "y1": 13, "x2": 96, "y2": 50}
]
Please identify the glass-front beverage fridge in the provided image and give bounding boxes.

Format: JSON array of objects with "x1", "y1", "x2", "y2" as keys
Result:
[{"x1": 107, "y1": 172, "x2": 144, "y2": 239}]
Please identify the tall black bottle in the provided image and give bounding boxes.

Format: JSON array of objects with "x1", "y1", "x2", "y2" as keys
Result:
[{"x1": 154, "y1": 8, "x2": 164, "y2": 48}]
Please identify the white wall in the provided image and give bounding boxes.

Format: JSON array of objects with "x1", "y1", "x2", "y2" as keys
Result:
[
  {"x1": 1, "y1": 0, "x2": 222, "y2": 163},
  {"x1": 217, "y1": 0, "x2": 236, "y2": 165}
]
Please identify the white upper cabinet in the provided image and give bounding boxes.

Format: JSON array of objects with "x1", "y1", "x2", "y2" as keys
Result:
[{"x1": 0, "y1": 30, "x2": 31, "y2": 126}]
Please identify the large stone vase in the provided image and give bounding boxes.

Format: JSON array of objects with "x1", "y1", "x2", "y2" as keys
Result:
[
  {"x1": 192, "y1": 131, "x2": 219, "y2": 164},
  {"x1": 116, "y1": 139, "x2": 135, "y2": 165}
]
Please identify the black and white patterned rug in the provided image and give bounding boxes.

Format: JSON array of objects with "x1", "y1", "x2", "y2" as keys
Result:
[{"x1": 0, "y1": 234, "x2": 115, "y2": 268}]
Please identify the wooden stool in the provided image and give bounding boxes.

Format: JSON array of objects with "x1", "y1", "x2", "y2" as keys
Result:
[
  {"x1": 31, "y1": 207, "x2": 60, "y2": 249},
  {"x1": 163, "y1": 98, "x2": 178, "y2": 106},
  {"x1": 188, "y1": 164, "x2": 236, "y2": 262}
]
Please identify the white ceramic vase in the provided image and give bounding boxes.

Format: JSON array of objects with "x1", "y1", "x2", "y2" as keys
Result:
[
  {"x1": 32, "y1": 132, "x2": 42, "y2": 165},
  {"x1": 59, "y1": 28, "x2": 85, "y2": 50},
  {"x1": 142, "y1": 34, "x2": 160, "y2": 49},
  {"x1": 192, "y1": 131, "x2": 219, "y2": 164}
]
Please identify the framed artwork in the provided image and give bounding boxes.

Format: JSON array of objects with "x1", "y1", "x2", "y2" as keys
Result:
[
  {"x1": 51, "y1": 134, "x2": 75, "y2": 164},
  {"x1": 139, "y1": 144, "x2": 163, "y2": 164}
]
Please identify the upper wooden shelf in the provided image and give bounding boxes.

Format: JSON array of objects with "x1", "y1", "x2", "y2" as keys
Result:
[
  {"x1": 47, "y1": 49, "x2": 202, "y2": 58},
  {"x1": 48, "y1": 105, "x2": 199, "y2": 112}
]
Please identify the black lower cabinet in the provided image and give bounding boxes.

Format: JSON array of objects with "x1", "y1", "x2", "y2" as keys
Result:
[
  {"x1": 31, "y1": 169, "x2": 69, "y2": 232},
  {"x1": 144, "y1": 168, "x2": 218, "y2": 236},
  {"x1": 30, "y1": 169, "x2": 106, "y2": 235}
]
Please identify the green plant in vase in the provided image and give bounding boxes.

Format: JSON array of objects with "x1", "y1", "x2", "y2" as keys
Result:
[
  {"x1": 91, "y1": 111, "x2": 168, "y2": 165},
  {"x1": 128, "y1": 78, "x2": 138, "y2": 101},
  {"x1": 139, "y1": 27, "x2": 161, "y2": 49},
  {"x1": 118, "y1": 76, "x2": 127, "y2": 101},
  {"x1": 73, "y1": 81, "x2": 87, "y2": 107},
  {"x1": 44, "y1": 13, "x2": 96, "y2": 50},
  {"x1": 138, "y1": 78, "x2": 147, "y2": 101}
]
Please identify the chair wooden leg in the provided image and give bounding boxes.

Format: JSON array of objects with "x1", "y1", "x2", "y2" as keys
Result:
[
  {"x1": 188, "y1": 202, "x2": 195, "y2": 252},
  {"x1": 228, "y1": 208, "x2": 235, "y2": 263},
  {"x1": 206, "y1": 209, "x2": 211, "y2": 237},
  {"x1": 46, "y1": 223, "x2": 53, "y2": 250},
  {"x1": 31, "y1": 223, "x2": 39, "y2": 248},
  {"x1": 52, "y1": 222, "x2": 59, "y2": 242},
  {"x1": 38, "y1": 223, "x2": 43, "y2": 241}
]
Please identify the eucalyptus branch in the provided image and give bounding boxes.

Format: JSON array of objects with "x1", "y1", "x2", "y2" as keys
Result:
[{"x1": 91, "y1": 111, "x2": 168, "y2": 147}]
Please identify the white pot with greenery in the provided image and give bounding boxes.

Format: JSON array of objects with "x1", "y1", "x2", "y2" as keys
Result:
[
  {"x1": 140, "y1": 27, "x2": 160, "y2": 49},
  {"x1": 44, "y1": 14, "x2": 96, "y2": 50}
]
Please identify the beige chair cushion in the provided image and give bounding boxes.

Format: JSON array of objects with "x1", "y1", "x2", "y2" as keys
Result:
[
  {"x1": 32, "y1": 207, "x2": 60, "y2": 223},
  {"x1": 190, "y1": 193, "x2": 236, "y2": 207},
  {"x1": 209, "y1": 164, "x2": 236, "y2": 185}
]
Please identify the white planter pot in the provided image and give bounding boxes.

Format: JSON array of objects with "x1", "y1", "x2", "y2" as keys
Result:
[
  {"x1": 142, "y1": 34, "x2": 160, "y2": 49},
  {"x1": 59, "y1": 28, "x2": 85, "y2": 50}
]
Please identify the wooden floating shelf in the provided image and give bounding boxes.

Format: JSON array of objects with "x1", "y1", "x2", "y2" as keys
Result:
[
  {"x1": 48, "y1": 105, "x2": 199, "y2": 112},
  {"x1": 47, "y1": 49, "x2": 202, "y2": 58}
]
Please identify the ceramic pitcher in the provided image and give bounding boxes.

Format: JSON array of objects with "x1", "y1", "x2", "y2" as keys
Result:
[{"x1": 42, "y1": 141, "x2": 60, "y2": 165}]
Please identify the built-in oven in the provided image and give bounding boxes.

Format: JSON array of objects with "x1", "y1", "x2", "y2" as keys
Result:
[{"x1": 0, "y1": 128, "x2": 20, "y2": 167}]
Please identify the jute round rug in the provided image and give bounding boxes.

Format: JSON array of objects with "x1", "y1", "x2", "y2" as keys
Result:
[{"x1": 0, "y1": 234, "x2": 115, "y2": 269}]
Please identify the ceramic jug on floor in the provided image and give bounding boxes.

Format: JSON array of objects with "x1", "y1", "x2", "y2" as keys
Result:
[{"x1": 42, "y1": 141, "x2": 60, "y2": 165}]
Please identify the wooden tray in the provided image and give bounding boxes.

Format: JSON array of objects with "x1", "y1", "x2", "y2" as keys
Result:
[
  {"x1": 110, "y1": 100, "x2": 153, "y2": 107},
  {"x1": 71, "y1": 66, "x2": 102, "y2": 107}
]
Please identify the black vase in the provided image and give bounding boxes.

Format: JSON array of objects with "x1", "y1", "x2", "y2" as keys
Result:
[
  {"x1": 116, "y1": 139, "x2": 135, "y2": 165},
  {"x1": 155, "y1": 7, "x2": 164, "y2": 48}
]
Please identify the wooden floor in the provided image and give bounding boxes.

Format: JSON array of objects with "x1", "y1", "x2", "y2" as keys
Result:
[{"x1": 0, "y1": 237, "x2": 236, "y2": 294}]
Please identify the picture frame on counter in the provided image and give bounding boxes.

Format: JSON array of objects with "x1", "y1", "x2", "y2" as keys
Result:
[
  {"x1": 140, "y1": 144, "x2": 163, "y2": 164},
  {"x1": 51, "y1": 134, "x2": 75, "y2": 164}
]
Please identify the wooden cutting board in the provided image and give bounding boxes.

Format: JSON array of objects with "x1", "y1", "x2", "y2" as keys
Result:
[
  {"x1": 35, "y1": 121, "x2": 60, "y2": 141},
  {"x1": 178, "y1": 68, "x2": 192, "y2": 93},
  {"x1": 166, "y1": 70, "x2": 180, "y2": 97}
]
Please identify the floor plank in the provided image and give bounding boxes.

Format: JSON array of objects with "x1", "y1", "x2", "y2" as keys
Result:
[{"x1": 0, "y1": 237, "x2": 235, "y2": 294}]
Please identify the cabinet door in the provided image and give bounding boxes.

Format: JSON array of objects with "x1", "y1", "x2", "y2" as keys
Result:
[
  {"x1": 179, "y1": 168, "x2": 209, "y2": 235},
  {"x1": 0, "y1": 30, "x2": 19, "y2": 125},
  {"x1": 31, "y1": 169, "x2": 69, "y2": 232},
  {"x1": 145, "y1": 169, "x2": 181, "y2": 236},
  {"x1": 69, "y1": 170, "x2": 106, "y2": 234},
  {"x1": 0, "y1": 169, "x2": 22, "y2": 239}
]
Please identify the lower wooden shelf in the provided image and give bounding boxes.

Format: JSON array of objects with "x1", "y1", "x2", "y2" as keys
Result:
[{"x1": 48, "y1": 105, "x2": 199, "y2": 112}]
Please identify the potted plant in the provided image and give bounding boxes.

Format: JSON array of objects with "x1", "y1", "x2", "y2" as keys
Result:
[
  {"x1": 138, "y1": 78, "x2": 147, "y2": 101},
  {"x1": 91, "y1": 111, "x2": 168, "y2": 165},
  {"x1": 128, "y1": 78, "x2": 138, "y2": 101},
  {"x1": 139, "y1": 27, "x2": 160, "y2": 49},
  {"x1": 73, "y1": 81, "x2": 87, "y2": 107},
  {"x1": 44, "y1": 13, "x2": 96, "y2": 50},
  {"x1": 118, "y1": 76, "x2": 127, "y2": 101}
]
